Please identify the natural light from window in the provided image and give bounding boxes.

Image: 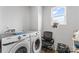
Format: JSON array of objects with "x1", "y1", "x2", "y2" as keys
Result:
[{"x1": 51, "y1": 7, "x2": 66, "y2": 25}]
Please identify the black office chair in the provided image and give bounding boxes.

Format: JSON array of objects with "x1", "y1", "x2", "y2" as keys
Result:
[{"x1": 42, "y1": 31, "x2": 54, "y2": 49}]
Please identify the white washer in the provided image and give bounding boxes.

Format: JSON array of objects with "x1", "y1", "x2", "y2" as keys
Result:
[
  {"x1": 2, "y1": 34, "x2": 30, "y2": 53},
  {"x1": 28, "y1": 31, "x2": 42, "y2": 53}
]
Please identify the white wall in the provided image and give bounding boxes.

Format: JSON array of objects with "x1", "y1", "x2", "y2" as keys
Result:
[
  {"x1": 0, "y1": 7, "x2": 3, "y2": 33},
  {"x1": 38, "y1": 7, "x2": 42, "y2": 32},
  {"x1": 0, "y1": 6, "x2": 42, "y2": 34},
  {"x1": 0, "y1": 6, "x2": 30, "y2": 33},
  {"x1": 29, "y1": 6, "x2": 42, "y2": 31},
  {"x1": 29, "y1": 6, "x2": 38, "y2": 31},
  {"x1": 42, "y1": 6, "x2": 79, "y2": 51}
]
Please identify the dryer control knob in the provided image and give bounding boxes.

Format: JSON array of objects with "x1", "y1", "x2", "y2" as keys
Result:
[
  {"x1": 23, "y1": 35, "x2": 26, "y2": 36},
  {"x1": 18, "y1": 36, "x2": 21, "y2": 40},
  {"x1": 36, "y1": 33, "x2": 38, "y2": 35}
]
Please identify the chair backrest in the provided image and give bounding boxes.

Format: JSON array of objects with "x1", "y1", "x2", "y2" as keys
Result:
[{"x1": 43, "y1": 31, "x2": 52, "y2": 41}]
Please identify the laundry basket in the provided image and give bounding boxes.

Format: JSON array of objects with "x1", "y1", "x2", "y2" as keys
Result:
[{"x1": 57, "y1": 43, "x2": 70, "y2": 53}]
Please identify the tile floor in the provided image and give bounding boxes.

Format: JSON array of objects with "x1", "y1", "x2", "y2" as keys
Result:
[{"x1": 41, "y1": 48, "x2": 55, "y2": 53}]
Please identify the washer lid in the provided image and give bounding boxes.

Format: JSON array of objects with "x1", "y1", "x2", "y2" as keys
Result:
[{"x1": 2, "y1": 36, "x2": 19, "y2": 44}]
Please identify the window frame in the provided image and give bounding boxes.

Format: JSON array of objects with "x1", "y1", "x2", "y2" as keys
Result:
[{"x1": 51, "y1": 6, "x2": 67, "y2": 25}]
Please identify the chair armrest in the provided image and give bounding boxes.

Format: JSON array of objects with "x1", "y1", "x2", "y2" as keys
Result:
[
  {"x1": 50, "y1": 39, "x2": 54, "y2": 44},
  {"x1": 41, "y1": 37, "x2": 45, "y2": 41}
]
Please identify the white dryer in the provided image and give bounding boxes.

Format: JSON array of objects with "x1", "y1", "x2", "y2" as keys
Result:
[
  {"x1": 29, "y1": 31, "x2": 42, "y2": 53},
  {"x1": 2, "y1": 34, "x2": 30, "y2": 53}
]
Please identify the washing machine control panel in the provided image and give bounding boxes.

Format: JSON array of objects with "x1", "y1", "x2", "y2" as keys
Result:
[{"x1": 18, "y1": 34, "x2": 30, "y2": 41}]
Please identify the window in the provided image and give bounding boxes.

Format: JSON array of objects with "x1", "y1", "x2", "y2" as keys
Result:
[{"x1": 51, "y1": 7, "x2": 66, "y2": 25}]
